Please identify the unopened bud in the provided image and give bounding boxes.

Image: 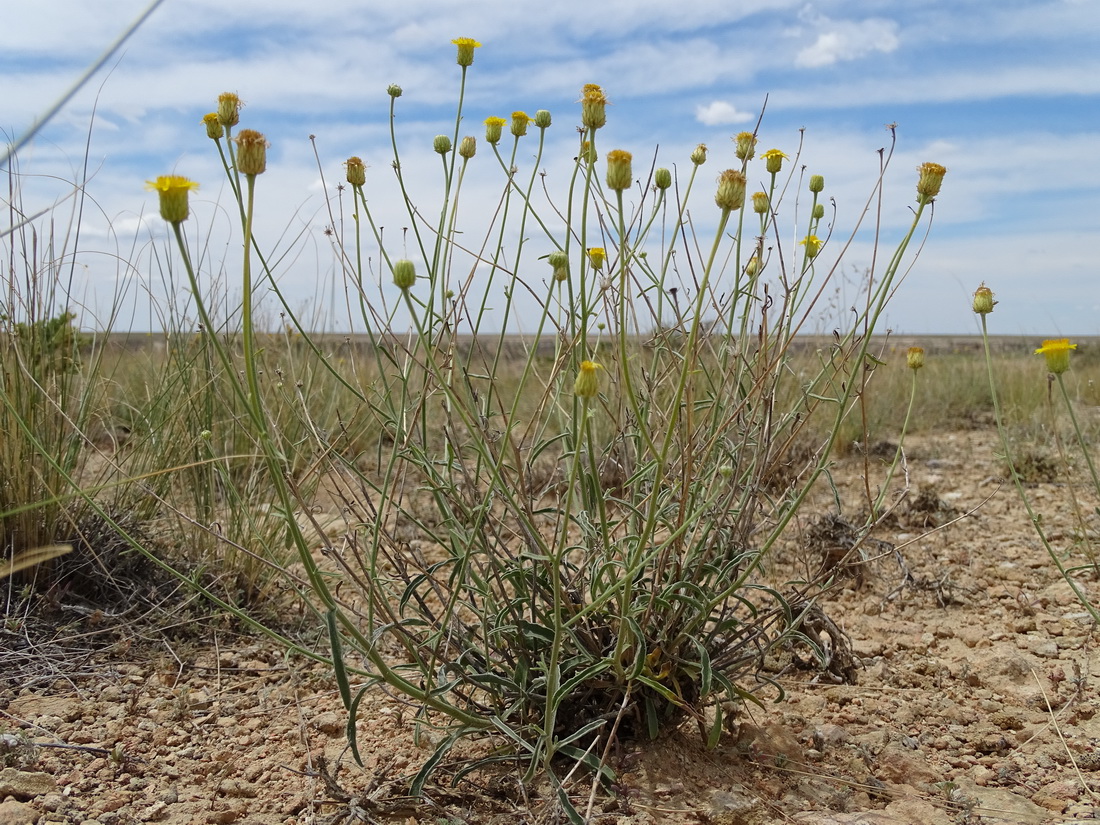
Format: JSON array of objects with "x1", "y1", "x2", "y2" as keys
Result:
[
  {"x1": 690, "y1": 143, "x2": 708, "y2": 166},
  {"x1": 458, "y1": 136, "x2": 476, "y2": 159},
  {"x1": 654, "y1": 168, "x2": 672, "y2": 190},
  {"x1": 393, "y1": 259, "x2": 417, "y2": 291},
  {"x1": 234, "y1": 129, "x2": 268, "y2": 175},
  {"x1": 751, "y1": 191, "x2": 769, "y2": 215},
  {"x1": 433, "y1": 135, "x2": 452, "y2": 155},
  {"x1": 534, "y1": 109, "x2": 552, "y2": 128},
  {"x1": 714, "y1": 170, "x2": 746, "y2": 212},
  {"x1": 809, "y1": 174, "x2": 825, "y2": 193},
  {"x1": 972, "y1": 283, "x2": 995, "y2": 315},
  {"x1": 733, "y1": 131, "x2": 756, "y2": 161},
  {"x1": 345, "y1": 156, "x2": 366, "y2": 187},
  {"x1": 606, "y1": 149, "x2": 633, "y2": 191},
  {"x1": 574, "y1": 360, "x2": 602, "y2": 399}
]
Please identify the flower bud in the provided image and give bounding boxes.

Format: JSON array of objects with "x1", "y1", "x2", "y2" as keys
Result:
[
  {"x1": 588, "y1": 247, "x2": 606, "y2": 271},
  {"x1": 654, "y1": 168, "x2": 672, "y2": 190},
  {"x1": 906, "y1": 347, "x2": 925, "y2": 370},
  {"x1": 809, "y1": 174, "x2": 825, "y2": 193},
  {"x1": 714, "y1": 170, "x2": 746, "y2": 212},
  {"x1": 751, "y1": 191, "x2": 769, "y2": 215},
  {"x1": 916, "y1": 162, "x2": 947, "y2": 204},
  {"x1": 548, "y1": 250, "x2": 569, "y2": 282},
  {"x1": 534, "y1": 109, "x2": 552, "y2": 128},
  {"x1": 146, "y1": 175, "x2": 200, "y2": 224},
  {"x1": 202, "y1": 113, "x2": 223, "y2": 140},
  {"x1": 510, "y1": 111, "x2": 531, "y2": 138},
  {"x1": 690, "y1": 143, "x2": 708, "y2": 166},
  {"x1": 606, "y1": 149, "x2": 633, "y2": 191},
  {"x1": 972, "y1": 283, "x2": 995, "y2": 315},
  {"x1": 734, "y1": 131, "x2": 756, "y2": 162},
  {"x1": 578, "y1": 140, "x2": 597, "y2": 165},
  {"x1": 580, "y1": 84, "x2": 608, "y2": 130},
  {"x1": 761, "y1": 148, "x2": 788, "y2": 174},
  {"x1": 392, "y1": 259, "x2": 417, "y2": 291},
  {"x1": 1035, "y1": 339, "x2": 1076, "y2": 375},
  {"x1": 217, "y1": 92, "x2": 241, "y2": 127},
  {"x1": 484, "y1": 116, "x2": 506, "y2": 145},
  {"x1": 574, "y1": 360, "x2": 602, "y2": 399},
  {"x1": 433, "y1": 135, "x2": 452, "y2": 155},
  {"x1": 345, "y1": 156, "x2": 366, "y2": 187},
  {"x1": 234, "y1": 129, "x2": 268, "y2": 176},
  {"x1": 387, "y1": 83, "x2": 403, "y2": 98},
  {"x1": 451, "y1": 37, "x2": 481, "y2": 67},
  {"x1": 812, "y1": 203, "x2": 825, "y2": 220},
  {"x1": 745, "y1": 256, "x2": 761, "y2": 277},
  {"x1": 458, "y1": 136, "x2": 477, "y2": 159}
]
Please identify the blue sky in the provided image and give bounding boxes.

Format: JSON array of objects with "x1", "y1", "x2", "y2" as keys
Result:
[{"x1": 2, "y1": 0, "x2": 1097, "y2": 335}]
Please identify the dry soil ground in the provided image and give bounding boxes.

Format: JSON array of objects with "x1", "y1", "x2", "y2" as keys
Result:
[{"x1": 5, "y1": 428, "x2": 1100, "y2": 824}]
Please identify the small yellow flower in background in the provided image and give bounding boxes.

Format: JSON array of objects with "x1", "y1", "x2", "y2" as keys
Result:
[
  {"x1": 654, "y1": 168, "x2": 672, "y2": 190},
  {"x1": 751, "y1": 191, "x2": 769, "y2": 215},
  {"x1": 606, "y1": 149, "x2": 633, "y2": 191},
  {"x1": 734, "y1": 131, "x2": 756, "y2": 161},
  {"x1": 916, "y1": 162, "x2": 947, "y2": 205},
  {"x1": 799, "y1": 234, "x2": 823, "y2": 259},
  {"x1": 345, "y1": 156, "x2": 366, "y2": 187},
  {"x1": 217, "y1": 92, "x2": 241, "y2": 128},
  {"x1": 588, "y1": 247, "x2": 606, "y2": 271},
  {"x1": 234, "y1": 129, "x2": 268, "y2": 175},
  {"x1": 484, "y1": 116, "x2": 506, "y2": 145},
  {"x1": 761, "y1": 148, "x2": 788, "y2": 174},
  {"x1": 580, "y1": 84, "x2": 608, "y2": 130},
  {"x1": 392, "y1": 259, "x2": 417, "y2": 291},
  {"x1": 433, "y1": 135, "x2": 452, "y2": 155},
  {"x1": 458, "y1": 136, "x2": 477, "y2": 159},
  {"x1": 451, "y1": 37, "x2": 481, "y2": 67},
  {"x1": 1035, "y1": 338, "x2": 1076, "y2": 375},
  {"x1": 972, "y1": 283, "x2": 995, "y2": 315},
  {"x1": 715, "y1": 169, "x2": 746, "y2": 212},
  {"x1": 534, "y1": 109, "x2": 552, "y2": 129},
  {"x1": 906, "y1": 347, "x2": 925, "y2": 370},
  {"x1": 201, "y1": 113, "x2": 223, "y2": 140},
  {"x1": 809, "y1": 174, "x2": 825, "y2": 193},
  {"x1": 574, "y1": 360, "x2": 603, "y2": 399},
  {"x1": 146, "y1": 175, "x2": 199, "y2": 224},
  {"x1": 690, "y1": 143, "x2": 708, "y2": 166},
  {"x1": 511, "y1": 111, "x2": 531, "y2": 138}
]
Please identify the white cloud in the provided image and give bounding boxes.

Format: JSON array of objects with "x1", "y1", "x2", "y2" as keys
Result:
[
  {"x1": 795, "y1": 17, "x2": 900, "y2": 68},
  {"x1": 694, "y1": 101, "x2": 754, "y2": 126}
]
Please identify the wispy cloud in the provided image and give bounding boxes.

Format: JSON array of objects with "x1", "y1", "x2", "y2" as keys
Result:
[
  {"x1": 794, "y1": 14, "x2": 900, "y2": 68},
  {"x1": 695, "y1": 101, "x2": 754, "y2": 126}
]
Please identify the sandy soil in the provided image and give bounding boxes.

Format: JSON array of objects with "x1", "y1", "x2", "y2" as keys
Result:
[{"x1": 4, "y1": 428, "x2": 1100, "y2": 824}]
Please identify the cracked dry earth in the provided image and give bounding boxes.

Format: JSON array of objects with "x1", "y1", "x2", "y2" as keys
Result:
[{"x1": 5, "y1": 428, "x2": 1100, "y2": 824}]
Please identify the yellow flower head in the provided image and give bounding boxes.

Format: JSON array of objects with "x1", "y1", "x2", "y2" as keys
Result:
[
  {"x1": 511, "y1": 111, "x2": 531, "y2": 138},
  {"x1": 580, "y1": 84, "x2": 608, "y2": 130},
  {"x1": 234, "y1": 129, "x2": 269, "y2": 176},
  {"x1": 606, "y1": 149, "x2": 633, "y2": 191},
  {"x1": 906, "y1": 347, "x2": 925, "y2": 370},
  {"x1": 574, "y1": 360, "x2": 603, "y2": 399},
  {"x1": 345, "y1": 156, "x2": 366, "y2": 188},
  {"x1": 484, "y1": 116, "x2": 506, "y2": 145},
  {"x1": 146, "y1": 175, "x2": 200, "y2": 224},
  {"x1": 588, "y1": 247, "x2": 606, "y2": 271},
  {"x1": 734, "y1": 131, "x2": 756, "y2": 162},
  {"x1": 799, "y1": 234, "x2": 823, "y2": 259},
  {"x1": 916, "y1": 162, "x2": 947, "y2": 205},
  {"x1": 751, "y1": 191, "x2": 769, "y2": 215},
  {"x1": 761, "y1": 148, "x2": 789, "y2": 174},
  {"x1": 217, "y1": 92, "x2": 242, "y2": 128},
  {"x1": 714, "y1": 169, "x2": 746, "y2": 212},
  {"x1": 1035, "y1": 338, "x2": 1076, "y2": 375},
  {"x1": 972, "y1": 283, "x2": 995, "y2": 315},
  {"x1": 201, "y1": 113, "x2": 223, "y2": 140},
  {"x1": 452, "y1": 37, "x2": 482, "y2": 67}
]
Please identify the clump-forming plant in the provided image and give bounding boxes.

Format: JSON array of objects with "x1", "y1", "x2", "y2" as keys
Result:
[{"x1": 145, "y1": 36, "x2": 946, "y2": 813}]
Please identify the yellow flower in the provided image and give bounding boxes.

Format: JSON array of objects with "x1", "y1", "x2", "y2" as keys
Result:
[
  {"x1": 714, "y1": 170, "x2": 746, "y2": 212},
  {"x1": 606, "y1": 149, "x2": 633, "y2": 191},
  {"x1": 916, "y1": 162, "x2": 947, "y2": 205},
  {"x1": 733, "y1": 131, "x2": 756, "y2": 161},
  {"x1": 906, "y1": 347, "x2": 925, "y2": 370},
  {"x1": 751, "y1": 191, "x2": 769, "y2": 215},
  {"x1": 484, "y1": 116, "x2": 506, "y2": 145},
  {"x1": 1035, "y1": 338, "x2": 1076, "y2": 375},
  {"x1": 580, "y1": 84, "x2": 608, "y2": 130},
  {"x1": 972, "y1": 283, "x2": 995, "y2": 315},
  {"x1": 511, "y1": 111, "x2": 531, "y2": 138},
  {"x1": 234, "y1": 129, "x2": 268, "y2": 176},
  {"x1": 146, "y1": 175, "x2": 199, "y2": 224},
  {"x1": 588, "y1": 247, "x2": 606, "y2": 271},
  {"x1": 761, "y1": 148, "x2": 788, "y2": 174},
  {"x1": 799, "y1": 235, "x2": 823, "y2": 259},
  {"x1": 201, "y1": 113, "x2": 223, "y2": 140},
  {"x1": 451, "y1": 37, "x2": 481, "y2": 67},
  {"x1": 217, "y1": 92, "x2": 241, "y2": 127},
  {"x1": 574, "y1": 360, "x2": 603, "y2": 399}
]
